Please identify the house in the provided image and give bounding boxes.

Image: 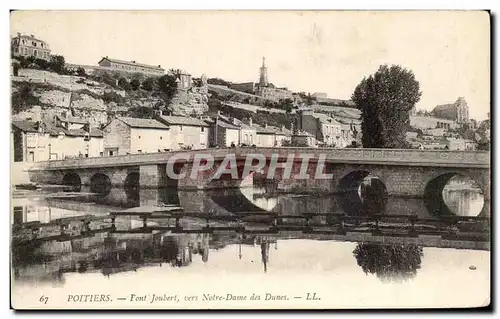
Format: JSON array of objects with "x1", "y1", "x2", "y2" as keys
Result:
[
  {"x1": 296, "y1": 109, "x2": 360, "y2": 148},
  {"x1": 292, "y1": 130, "x2": 317, "y2": 147},
  {"x1": 11, "y1": 33, "x2": 51, "y2": 61},
  {"x1": 102, "y1": 117, "x2": 170, "y2": 156},
  {"x1": 207, "y1": 114, "x2": 241, "y2": 147},
  {"x1": 12, "y1": 120, "x2": 104, "y2": 162},
  {"x1": 234, "y1": 118, "x2": 257, "y2": 146},
  {"x1": 157, "y1": 115, "x2": 209, "y2": 150},
  {"x1": 253, "y1": 123, "x2": 291, "y2": 147},
  {"x1": 53, "y1": 115, "x2": 88, "y2": 130},
  {"x1": 97, "y1": 57, "x2": 165, "y2": 77}
]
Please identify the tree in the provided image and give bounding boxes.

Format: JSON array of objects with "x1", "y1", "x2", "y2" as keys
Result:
[
  {"x1": 49, "y1": 55, "x2": 66, "y2": 74},
  {"x1": 353, "y1": 243, "x2": 424, "y2": 283},
  {"x1": 118, "y1": 77, "x2": 131, "y2": 91},
  {"x1": 352, "y1": 64, "x2": 422, "y2": 148},
  {"x1": 157, "y1": 74, "x2": 178, "y2": 105},
  {"x1": 130, "y1": 78, "x2": 141, "y2": 90},
  {"x1": 141, "y1": 77, "x2": 155, "y2": 91},
  {"x1": 76, "y1": 67, "x2": 86, "y2": 77},
  {"x1": 12, "y1": 62, "x2": 19, "y2": 76},
  {"x1": 306, "y1": 93, "x2": 313, "y2": 106},
  {"x1": 207, "y1": 78, "x2": 232, "y2": 87},
  {"x1": 168, "y1": 68, "x2": 182, "y2": 78},
  {"x1": 12, "y1": 83, "x2": 40, "y2": 115},
  {"x1": 102, "y1": 91, "x2": 124, "y2": 104}
]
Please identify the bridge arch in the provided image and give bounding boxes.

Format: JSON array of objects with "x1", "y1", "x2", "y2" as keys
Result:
[
  {"x1": 89, "y1": 173, "x2": 112, "y2": 195},
  {"x1": 423, "y1": 172, "x2": 485, "y2": 217},
  {"x1": 62, "y1": 172, "x2": 82, "y2": 192},
  {"x1": 337, "y1": 170, "x2": 388, "y2": 216}
]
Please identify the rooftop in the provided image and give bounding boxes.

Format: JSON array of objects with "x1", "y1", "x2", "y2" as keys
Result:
[
  {"x1": 160, "y1": 115, "x2": 209, "y2": 127},
  {"x1": 98, "y1": 57, "x2": 165, "y2": 71},
  {"x1": 118, "y1": 117, "x2": 169, "y2": 129},
  {"x1": 12, "y1": 121, "x2": 38, "y2": 133},
  {"x1": 13, "y1": 33, "x2": 47, "y2": 44},
  {"x1": 12, "y1": 120, "x2": 103, "y2": 137}
]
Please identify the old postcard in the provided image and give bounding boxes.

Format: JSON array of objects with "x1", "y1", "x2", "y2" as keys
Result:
[{"x1": 10, "y1": 10, "x2": 490, "y2": 310}]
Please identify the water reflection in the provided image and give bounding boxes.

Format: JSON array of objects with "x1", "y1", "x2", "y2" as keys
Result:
[
  {"x1": 11, "y1": 178, "x2": 489, "y2": 288},
  {"x1": 353, "y1": 243, "x2": 424, "y2": 283}
]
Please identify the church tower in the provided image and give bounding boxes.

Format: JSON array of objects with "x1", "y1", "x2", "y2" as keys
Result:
[{"x1": 259, "y1": 57, "x2": 268, "y2": 88}]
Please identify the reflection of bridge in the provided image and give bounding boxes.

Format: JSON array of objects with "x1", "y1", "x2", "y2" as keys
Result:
[
  {"x1": 27, "y1": 148, "x2": 490, "y2": 204},
  {"x1": 13, "y1": 210, "x2": 490, "y2": 250}
]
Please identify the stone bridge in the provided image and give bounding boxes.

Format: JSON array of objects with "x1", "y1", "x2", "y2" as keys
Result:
[{"x1": 28, "y1": 147, "x2": 490, "y2": 205}]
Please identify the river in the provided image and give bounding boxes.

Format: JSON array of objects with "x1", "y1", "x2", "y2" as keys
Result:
[{"x1": 10, "y1": 183, "x2": 490, "y2": 309}]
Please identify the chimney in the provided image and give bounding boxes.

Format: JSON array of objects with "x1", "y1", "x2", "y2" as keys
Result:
[
  {"x1": 158, "y1": 65, "x2": 161, "y2": 68},
  {"x1": 249, "y1": 118, "x2": 253, "y2": 127},
  {"x1": 265, "y1": 123, "x2": 268, "y2": 129},
  {"x1": 217, "y1": 110, "x2": 221, "y2": 116},
  {"x1": 17, "y1": 32, "x2": 21, "y2": 37},
  {"x1": 291, "y1": 122, "x2": 295, "y2": 134},
  {"x1": 132, "y1": 60, "x2": 136, "y2": 63},
  {"x1": 282, "y1": 125, "x2": 285, "y2": 132},
  {"x1": 30, "y1": 34, "x2": 34, "y2": 37}
]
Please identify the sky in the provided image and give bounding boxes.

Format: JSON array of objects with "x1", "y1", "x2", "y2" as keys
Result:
[{"x1": 10, "y1": 10, "x2": 491, "y2": 120}]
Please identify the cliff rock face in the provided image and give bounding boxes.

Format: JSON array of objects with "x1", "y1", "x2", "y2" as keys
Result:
[
  {"x1": 13, "y1": 69, "x2": 210, "y2": 124},
  {"x1": 169, "y1": 86, "x2": 209, "y2": 116}
]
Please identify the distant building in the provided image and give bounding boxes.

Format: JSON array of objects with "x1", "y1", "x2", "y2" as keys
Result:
[
  {"x1": 312, "y1": 92, "x2": 328, "y2": 99},
  {"x1": 97, "y1": 57, "x2": 165, "y2": 77},
  {"x1": 102, "y1": 117, "x2": 171, "y2": 156},
  {"x1": 296, "y1": 109, "x2": 359, "y2": 148},
  {"x1": 431, "y1": 97, "x2": 470, "y2": 124},
  {"x1": 410, "y1": 115, "x2": 458, "y2": 131},
  {"x1": 257, "y1": 86, "x2": 294, "y2": 102},
  {"x1": 227, "y1": 58, "x2": 294, "y2": 102},
  {"x1": 292, "y1": 130, "x2": 317, "y2": 147},
  {"x1": 11, "y1": 33, "x2": 51, "y2": 61},
  {"x1": 12, "y1": 120, "x2": 103, "y2": 162},
  {"x1": 229, "y1": 82, "x2": 257, "y2": 94},
  {"x1": 253, "y1": 123, "x2": 291, "y2": 147},
  {"x1": 234, "y1": 118, "x2": 258, "y2": 146}
]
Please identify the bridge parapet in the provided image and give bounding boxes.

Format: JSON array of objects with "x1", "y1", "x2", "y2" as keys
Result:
[{"x1": 28, "y1": 147, "x2": 490, "y2": 171}]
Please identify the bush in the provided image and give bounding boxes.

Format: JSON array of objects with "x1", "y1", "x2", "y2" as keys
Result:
[
  {"x1": 118, "y1": 77, "x2": 131, "y2": 91},
  {"x1": 130, "y1": 78, "x2": 141, "y2": 90},
  {"x1": 12, "y1": 83, "x2": 40, "y2": 115},
  {"x1": 141, "y1": 77, "x2": 155, "y2": 91},
  {"x1": 76, "y1": 67, "x2": 86, "y2": 77},
  {"x1": 102, "y1": 91, "x2": 124, "y2": 104}
]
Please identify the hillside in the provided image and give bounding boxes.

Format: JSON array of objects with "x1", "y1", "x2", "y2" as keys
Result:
[{"x1": 11, "y1": 68, "x2": 209, "y2": 126}]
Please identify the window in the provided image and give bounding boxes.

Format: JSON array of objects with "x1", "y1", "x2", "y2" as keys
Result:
[
  {"x1": 138, "y1": 136, "x2": 141, "y2": 139},
  {"x1": 158, "y1": 149, "x2": 161, "y2": 152},
  {"x1": 28, "y1": 151, "x2": 34, "y2": 162},
  {"x1": 160, "y1": 136, "x2": 162, "y2": 140},
  {"x1": 109, "y1": 151, "x2": 114, "y2": 156},
  {"x1": 201, "y1": 127, "x2": 205, "y2": 132},
  {"x1": 85, "y1": 154, "x2": 89, "y2": 158},
  {"x1": 138, "y1": 150, "x2": 142, "y2": 153},
  {"x1": 99, "y1": 152, "x2": 103, "y2": 156},
  {"x1": 179, "y1": 126, "x2": 183, "y2": 132}
]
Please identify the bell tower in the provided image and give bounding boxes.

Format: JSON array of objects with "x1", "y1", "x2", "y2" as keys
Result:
[{"x1": 259, "y1": 57, "x2": 268, "y2": 88}]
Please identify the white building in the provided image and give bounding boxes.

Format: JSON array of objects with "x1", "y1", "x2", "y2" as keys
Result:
[
  {"x1": 102, "y1": 117, "x2": 171, "y2": 156},
  {"x1": 157, "y1": 115, "x2": 209, "y2": 150}
]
